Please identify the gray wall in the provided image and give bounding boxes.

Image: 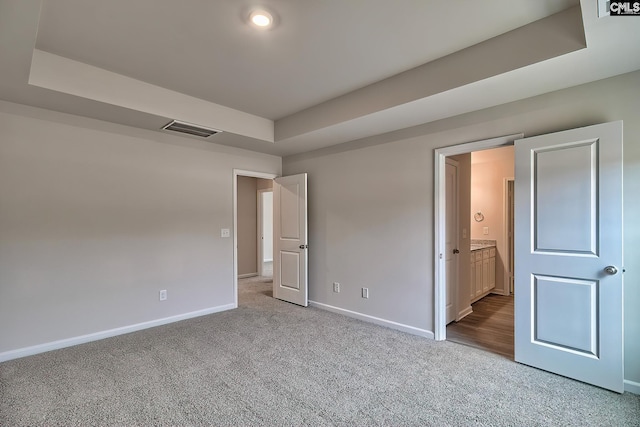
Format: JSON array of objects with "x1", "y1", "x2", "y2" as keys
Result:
[
  {"x1": 283, "y1": 70, "x2": 640, "y2": 386},
  {"x1": 470, "y1": 146, "x2": 514, "y2": 295},
  {"x1": 0, "y1": 101, "x2": 281, "y2": 354}
]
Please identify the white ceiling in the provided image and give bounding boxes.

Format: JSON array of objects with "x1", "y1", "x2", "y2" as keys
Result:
[{"x1": 1, "y1": 0, "x2": 639, "y2": 157}]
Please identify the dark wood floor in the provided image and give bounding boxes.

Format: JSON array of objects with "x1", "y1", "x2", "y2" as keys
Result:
[{"x1": 447, "y1": 294, "x2": 514, "y2": 359}]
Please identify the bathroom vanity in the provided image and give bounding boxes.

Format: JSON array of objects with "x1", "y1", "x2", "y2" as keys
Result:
[{"x1": 470, "y1": 240, "x2": 496, "y2": 303}]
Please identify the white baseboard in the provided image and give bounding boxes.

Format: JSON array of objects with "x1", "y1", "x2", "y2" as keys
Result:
[
  {"x1": 309, "y1": 300, "x2": 434, "y2": 339},
  {"x1": 0, "y1": 303, "x2": 235, "y2": 363},
  {"x1": 457, "y1": 306, "x2": 473, "y2": 321},
  {"x1": 624, "y1": 379, "x2": 640, "y2": 395},
  {"x1": 238, "y1": 273, "x2": 258, "y2": 279}
]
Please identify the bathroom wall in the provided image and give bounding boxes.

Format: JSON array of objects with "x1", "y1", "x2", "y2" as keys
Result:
[{"x1": 470, "y1": 146, "x2": 514, "y2": 295}]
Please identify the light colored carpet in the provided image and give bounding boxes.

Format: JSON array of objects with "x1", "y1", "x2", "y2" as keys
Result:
[{"x1": 1, "y1": 277, "x2": 638, "y2": 426}]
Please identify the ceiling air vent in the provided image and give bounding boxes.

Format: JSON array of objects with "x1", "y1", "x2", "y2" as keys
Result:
[{"x1": 162, "y1": 120, "x2": 222, "y2": 138}]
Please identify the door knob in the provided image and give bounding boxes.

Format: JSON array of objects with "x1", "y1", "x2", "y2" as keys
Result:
[
  {"x1": 604, "y1": 265, "x2": 618, "y2": 275},
  {"x1": 453, "y1": 249, "x2": 460, "y2": 254}
]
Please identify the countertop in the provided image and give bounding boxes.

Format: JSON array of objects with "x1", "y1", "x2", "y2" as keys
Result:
[{"x1": 470, "y1": 240, "x2": 496, "y2": 251}]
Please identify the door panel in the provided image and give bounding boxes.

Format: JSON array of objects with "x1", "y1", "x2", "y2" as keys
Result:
[
  {"x1": 280, "y1": 251, "x2": 300, "y2": 290},
  {"x1": 533, "y1": 275, "x2": 597, "y2": 355},
  {"x1": 514, "y1": 121, "x2": 623, "y2": 392},
  {"x1": 273, "y1": 173, "x2": 308, "y2": 306},
  {"x1": 534, "y1": 142, "x2": 597, "y2": 254},
  {"x1": 279, "y1": 182, "x2": 301, "y2": 239}
]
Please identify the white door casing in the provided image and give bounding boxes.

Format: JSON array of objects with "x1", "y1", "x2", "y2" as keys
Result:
[
  {"x1": 445, "y1": 158, "x2": 459, "y2": 324},
  {"x1": 506, "y1": 179, "x2": 515, "y2": 294},
  {"x1": 273, "y1": 173, "x2": 308, "y2": 307},
  {"x1": 434, "y1": 134, "x2": 523, "y2": 341},
  {"x1": 514, "y1": 121, "x2": 623, "y2": 393}
]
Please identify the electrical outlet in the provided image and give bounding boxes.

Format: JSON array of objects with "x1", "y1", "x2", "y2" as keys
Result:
[
  {"x1": 159, "y1": 290, "x2": 167, "y2": 301},
  {"x1": 333, "y1": 282, "x2": 340, "y2": 293},
  {"x1": 362, "y1": 287, "x2": 369, "y2": 299}
]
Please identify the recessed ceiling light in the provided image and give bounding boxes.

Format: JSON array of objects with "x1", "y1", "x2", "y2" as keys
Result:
[{"x1": 249, "y1": 9, "x2": 273, "y2": 28}]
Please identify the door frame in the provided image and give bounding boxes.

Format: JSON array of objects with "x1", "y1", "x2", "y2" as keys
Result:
[
  {"x1": 256, "y1": 188, "x2": 273, "y2": 277},
  {"x1": 233, "y1": 169, "x2": 277, "y2": 307},
  {"x1": 434, "y1": 134, "x2": 523, "y2": 341}
]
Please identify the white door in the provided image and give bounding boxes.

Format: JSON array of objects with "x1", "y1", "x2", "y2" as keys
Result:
[
  {"x1": 273, "y1": 173, "x2": 308, "y2": 307},
  {"x1": 514, "y1": 121, "x2": 623, "y2": 393},
  {"x1": 445, "y1": 159, "x2": 459, "y2": 324}
]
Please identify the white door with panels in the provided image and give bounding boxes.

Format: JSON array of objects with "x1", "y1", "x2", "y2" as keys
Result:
[
  {"x1": 273, "y1": 173, "x2": 308, "y2": 307},
  {"x1": 514, "y1": 121, "x2": 623, "y2": 392}
]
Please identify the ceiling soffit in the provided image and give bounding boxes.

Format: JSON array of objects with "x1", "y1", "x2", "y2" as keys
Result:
[{"x1": 27, "y1": 6, "x2": 585, "y2": 148}]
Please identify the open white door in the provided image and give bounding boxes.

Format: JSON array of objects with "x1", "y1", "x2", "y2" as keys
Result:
[
  {"x1": 514, "y1": 121, "x2": 623, "y2": 392},
  {"x1": 445, "y1": 158, "x2": 459, "y2": 324},
  {"x1": 273, "y1": 173, "x2": 308, "y2": 307}
]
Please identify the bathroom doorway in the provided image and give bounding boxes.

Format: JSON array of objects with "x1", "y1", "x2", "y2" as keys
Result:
[{"x1": 434, "y1": 135, "x2": 520, "y2": 359}]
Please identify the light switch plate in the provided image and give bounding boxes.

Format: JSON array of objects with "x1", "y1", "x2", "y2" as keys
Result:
[
  {"x1": 221, "y1": 228, "x2": 230, "y2": 238},
  {"x1": 483, "y1": 227, "x2": 489, "y2": 235}
]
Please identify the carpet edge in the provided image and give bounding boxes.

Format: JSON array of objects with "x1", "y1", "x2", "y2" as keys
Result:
[
  {"x1": 309, "y1": 300, "x2": 434, "y2": 339},
  {"x1": 0, "y1": 303, "x2": 236, "y2": 363}
]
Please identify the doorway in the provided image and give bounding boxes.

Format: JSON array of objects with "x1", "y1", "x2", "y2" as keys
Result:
[
  {"x1": 233, "y1": 170, "x2": 277, "y2": 307},
  {"x1": 443, "y1": 145, "x2": 516, "y2": 358},
  {"x1": 435, "y1": 123, "x2": 625, "y2": 392},
  {"x1": 433, "y1": 133, "x2": 522, "y2": 342}
]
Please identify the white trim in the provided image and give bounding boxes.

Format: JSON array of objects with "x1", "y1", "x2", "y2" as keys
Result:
[
  {"x1": 503, "y1": 177, "x2": 515, "y2": 295},
  {"x1": 309, "y1": 300, "x2": 435, "y2": 339},
  {"x1": 0, "y1": 304, "x2": 235, "y2": 363},
  {"x1": 624, "y1": 380, "x2": 640, "y2": 395},
  {"x1": 263, "y1": 258, "x2": 273, "y2": 263},
  {"x1": 238, "y1": 273, "x2": 258, "y2": 279},
  {"x1": 434, "y1": 134, "x2": 523, "y2": 341},
  {"x1": 233, "y1": 169, "x2": 278, "y2": 307},
  {"x1": 457, "y1": 305, "x2": 473, "y2": 321}
]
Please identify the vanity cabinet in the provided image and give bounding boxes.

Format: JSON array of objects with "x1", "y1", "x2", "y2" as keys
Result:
[{"x1": 471, "y1": 246, "x2": 496, "y2": 302}]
